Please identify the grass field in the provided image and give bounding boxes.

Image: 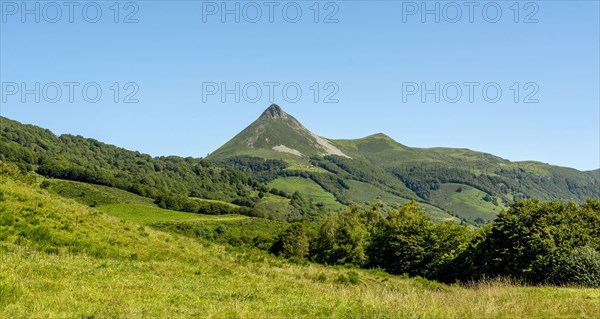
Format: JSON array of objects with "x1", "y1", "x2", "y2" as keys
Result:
[
  {"x1": 342, "y1": 180, "x2": 457, "y2": 223},
  {"x1": 98, "y1": 204, "x2": 248, "y2": 224},
  {"x1": 189, "y1": 197, "x2": 242, "y2": 209},
  {"x1": 45, "y1": 179, "x2": 156, "y2": 207},
  {"x1": 3, "y1": 248, "x2": 599, "y2": 319},
  {"x1": 97, "y1": 203, "x2": 281, "y2": 247},
  {"x1": 254, "y1": 193, "x2": 297, "y2": 220},
  {"x1": 429, "y1": 183, "x2": 504, "y2": 223},
  {"x1": 268, "y1": 177, "x2": 344, "y2": 211},
  {"x1": 1, "y1": 168, "x2": 599, "y2": 318}
]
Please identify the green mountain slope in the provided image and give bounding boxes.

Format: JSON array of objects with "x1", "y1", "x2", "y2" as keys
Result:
[
  {"x1": 1, "y1": 105, "x2": 597, "y2": 225},
  {"x1": 0, "y1": 116, "x2": 259, "y2": 204},
  {"x1": 586, "y1": 168, "x2": 600, "y2": 178},
  {"x1": 209, "y1": 104, "x2": 351, "y2": 162},
  {"x1": 0, "y1": 115, "x2": 326, "y2": 221},
  {"x1": 210, "y1": 105, "x2": 600, "y2": 225},
  {"x1": 2, "y1": 163, "x2": 598, "y2": 318}
]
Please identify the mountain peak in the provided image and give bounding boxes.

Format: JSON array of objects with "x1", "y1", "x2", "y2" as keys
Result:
[
  {"x1": 209, "y1": 103, "x2": 351, "y2": 160},
  {"x1": 261, "y1": 104, "x2": 286, "y2": 119}
]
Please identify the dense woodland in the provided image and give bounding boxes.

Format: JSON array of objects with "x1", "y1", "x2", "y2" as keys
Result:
[{"x1": 271, "y1": 199, "x2": 600, "y2": 287}]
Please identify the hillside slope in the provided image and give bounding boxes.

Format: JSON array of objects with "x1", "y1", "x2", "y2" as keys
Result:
[
  {"x1": 2, "y1": 106, "x2": 597, "y2": 225},
  {"x1": 209, "y1": 104, "x2": 351, "y2": 162},
  {"x1": 0, "y1": 116, "x2": 328, "y2": 221},
  {"x1": 1, "y1": 164, "x2": 598, "y2": 318},
  {"x1": 210, "y1": 105, "x2": 600, "y2": 225}
]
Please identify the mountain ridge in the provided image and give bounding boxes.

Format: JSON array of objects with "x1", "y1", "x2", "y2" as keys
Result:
[
  {"x1": 208, "y1": 104, "x2": 351, "y2": 161},
  {"x1": 208, "y1": 104, "x2": 600, "y2": 225},
  {"x1": 211, "y1": 105, "x2": 594, "y2": 173},
  {"x1": 1, "y1": 106, "x2": 598, "y2": 225}
]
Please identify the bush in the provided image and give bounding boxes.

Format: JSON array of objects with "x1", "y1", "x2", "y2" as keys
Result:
[
  {"x1": 310, "y1": 206, "x2": 375, "y2": 267},
  {"x1": 40, "y1": 180, "x2": 51, "y2": 189},
  {"x1": 456, "y1": 199, "x2": 600, "y2": 284},
  {"x1": 315, "y1": 272, "x2": 327, "y2": 283},
  {"x1": 334, "y1": 274, "x2": 349, "y2": 285},
  {"x1": 347, "y1": 271, "x2": 359, "y2": 284},
  {"x1": 367, "y1": 201, "x2": 436, "y2": 276},
  {"x1": 334, "y1": 271, "x2": 359, "y2": 285},
  {"x1": 270, "y1": 223, "x2": 312, "y2": 259},
  {"x1": 554, "y1": 246, "x2": 600, "y2": 287}
]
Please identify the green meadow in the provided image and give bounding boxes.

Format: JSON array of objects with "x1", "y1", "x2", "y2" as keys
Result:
[{"x1": 0, "y1": 165, "x2": 598, "y2": 318}]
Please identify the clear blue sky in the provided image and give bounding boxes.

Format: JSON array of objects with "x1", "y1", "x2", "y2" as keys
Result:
[{"x1": 1, "y1": 1, "x2": 599, "y2": 170}]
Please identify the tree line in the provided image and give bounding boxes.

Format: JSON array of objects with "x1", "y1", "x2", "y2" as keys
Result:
[{"x1": 271, "y1": 199, "x2": 600, "y2": 287}]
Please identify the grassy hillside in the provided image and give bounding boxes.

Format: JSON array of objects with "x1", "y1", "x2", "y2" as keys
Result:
[
  {"x1": 268, "y1": 177, "x2": 344, "y2": 211},
  {"x1": 586, "y1": 168, "x2": 600, "y2": 178},
  {"x1": 208, "y1": 106, "x2": 599, "y2": 225},
  {"x1": 3, "y1": 109, "x2": 598, "y2": 226},
  {"x1": 37, "y1": 177, "x2": 283, "y2": 247},
  {"x1": 208, "y1": 104, "x2": 340, "y2": 164},
  {"x1": 428, "y1": 183, "x2": 505, "y2": 224},
  {"x1": 97, "y1": 203, "x2": 281, "y2": 248},
  {"x1": 0, "y1": 115, "x2": 266, "y2": 212},
  {"x1": 1, "y1": 164, "x2": 599, "y2": 318},
  {"x1": 340, "y1": 179, "x2": 457, "y2": 223},
  {"x1": 44, "y1": 179, "x2": 156, "y2": 207},
  {"x1": 97, "y1": 203, "x2": 247, "y2": 224}
]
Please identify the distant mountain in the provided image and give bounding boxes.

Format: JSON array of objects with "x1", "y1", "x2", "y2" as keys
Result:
[
  {"x1": 1, "y1": 105, "x2": 597, "y2": 226},
  {"x1": 209, "y1": 104, "x2": 351, "y2": 162},
  {"x1": 210, "y1": 104, "x2": 600, "y2": 225}
]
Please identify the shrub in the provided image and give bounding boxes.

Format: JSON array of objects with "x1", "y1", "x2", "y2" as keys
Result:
[
  {"x1": 315, "y1": 272, "x2": 327, "y2": 283},
  {"x1": 334, "y1": 274, "x2": 349, "y2": 285},
  {"x1": 270, "y1": 223, "x2": 312, "y2": 259},
  {"x1": 554, "y1": 246, "x2": 600, "y2": 287},
  {"x1": 334, "y1": 271, "x2": 359, "y2": 285},
  {"x1": 347, "y1": 271, "x2": 359, "y2": 284}
]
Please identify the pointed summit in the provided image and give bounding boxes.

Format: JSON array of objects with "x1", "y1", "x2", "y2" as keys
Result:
[
  {"x1": 208, "y1": 104, "x2": 350, "y2": 161},
  {"x1": 261, "y1": 104, "x2": 287, "y2": 119}
]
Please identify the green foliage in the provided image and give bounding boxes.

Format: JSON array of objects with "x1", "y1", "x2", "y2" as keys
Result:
[
  {"x1": 44, "y1": 179, "x2": 155, "y2": 207},
  {"x1": 347, "y1": 271, "x2": 360, "y2": 284},
  {"x1": 1, "y1": 162, "x2": 600, "y2": 318},
  {"x1": 307, "y1": 201, "x2": 471, "y2": 280},
  {"x1": 311, "y1": 206, "x2": 381, "y2": 266},
  {"x1": 451, "y1": 198, "x2": 600, "y2": 286},
  {"x1": 553, "y1": 246, "x2": 600, "y2": 287},
  {"x1": 305, "y1": 198, "x2": 600, "y2": 287},
  {"x1": 368, "y1": 201, "x2": 437, "y2": 276},
  {"x1": 218, "y1": 155, "x2": 288, "y2": 182},
  {"x1": 271, "y1": 222, "x2": 313, "y2": 259},
  {"x1": 0, "y1": 117, "x2": 265, "y2": 214},
  {"x1": 426, "y1": 221, "x2": 473, "y2": 279}
]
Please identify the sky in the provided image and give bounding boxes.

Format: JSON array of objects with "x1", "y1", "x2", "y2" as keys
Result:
[{"x1": 0, "y1": 0, "x2": 599, "y2": 170}]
